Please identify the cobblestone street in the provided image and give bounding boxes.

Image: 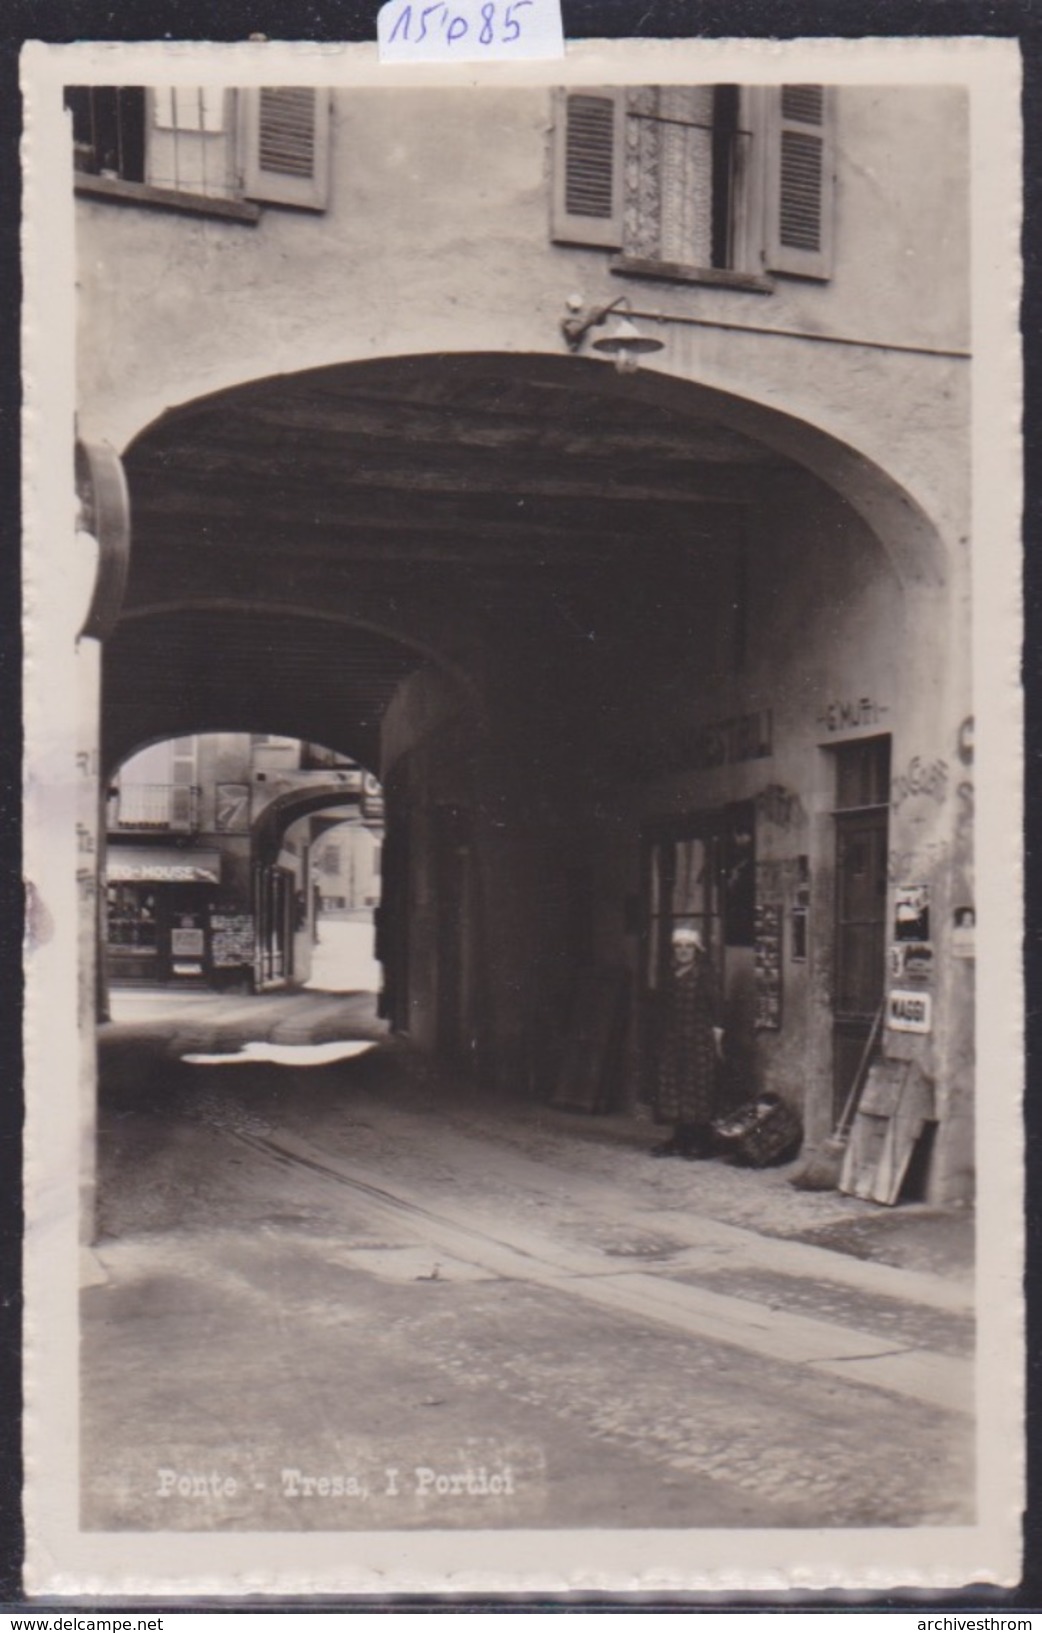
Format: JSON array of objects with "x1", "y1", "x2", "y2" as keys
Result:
[{"x1": 81, "y1": 989, "x2": 975, "y2": 1535}]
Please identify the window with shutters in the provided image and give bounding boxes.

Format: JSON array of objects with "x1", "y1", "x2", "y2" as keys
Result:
[
  {"x1": 66, "y1": 85, "x2": 330, "y2": 222},
  {"x1": 321, "y1": 844, "x2": 342, "y2": 877},
  {"x1": 239, "y1": 88, "x2": 330, "y2": 211},
  {"x1": 553, "y1": 92, "x2": 625, "y2": 250},
  {"x1": 764, "y1": 84, "x2": 835, "y2": 280},
  {"x1": 552, "y1": 84, "x2": 834, "y2": 286},
  {"x1": 66, "y1": 88, "x2": 147, "y2": 183}
]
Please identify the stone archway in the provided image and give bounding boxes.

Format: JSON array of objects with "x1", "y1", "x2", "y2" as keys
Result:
[
  {"x1": 97, "y1": 348, "x2": 966, "y2": 1193},
  {"x1": 120, "y1": 350, "x2": 950, "y2": 593},
  {"x1": 108, "y1": 347, "x2": 951, "y2": 814}
]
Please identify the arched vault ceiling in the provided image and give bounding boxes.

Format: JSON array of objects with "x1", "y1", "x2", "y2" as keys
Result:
[
  {"x1": 103, "y1": 609, "x2": 428, "y2": 774},
  {"x1": 112, "y1": 355, "x2": 797, "y2": 772},
  {"x1": 123, "y1": 354, "x2": 787, "y2": 589}
]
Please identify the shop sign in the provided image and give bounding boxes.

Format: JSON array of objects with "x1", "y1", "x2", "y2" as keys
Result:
[
  {"x1": 952, "y1": 906, "x2": 975, "y2": 959},
  {"x1": 753, "y1": 902, "x2": 782, "y2": 1030},
  {"x1": 887, "y1": 989, "x2": 932, "y2": 1034},
  {"x1": 171, "y1": 928, "x2": 205, "y2": 957},
  {"x1": 889, "y1": 942, "x2": 933, "y2": 984},
  {"x1": 215, "y1": 783, "x2": 251, "y2": 833},
  {"x1": 267, "y1": 768, "x2": 363, "y2": 794},
  {"x1": 107, "y1": 847, "x2": 221, "y2": 883},
  {"x1": 894, "y1": 884, "x2": 930, "y2": 943},
  {"x1": 75, "y1": 438, "x2": 131, "y2": 641},
  {"x1": 361, "y1": 771, "x2": 385, "y2": 822},
  {"x1": 211, "y1": 914, "x2": 255, "y2": 967},
  {"x1": 816, "y1": 696, "x2": 889, "y2": 733},
  {"x1": 684, "y1": 709, "x2": 773, "y2": 772},
  {"x1": 111, "y1": 861, "x2": 218, "y2": 882}
]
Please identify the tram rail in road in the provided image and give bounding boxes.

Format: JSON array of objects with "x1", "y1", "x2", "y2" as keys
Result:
[{"x1": 233, "y1": 1123, "x2": 973, "y2": 1419}]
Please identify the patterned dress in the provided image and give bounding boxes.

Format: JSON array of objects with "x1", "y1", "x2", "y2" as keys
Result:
[{"x1": 655, "y1": 956, "x2": 720, "y2": 1128}]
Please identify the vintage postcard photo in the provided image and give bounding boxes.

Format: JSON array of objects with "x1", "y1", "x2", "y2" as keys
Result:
[{"x1": 21, "y1": 35, "x2": 1023, "y2": 1596}]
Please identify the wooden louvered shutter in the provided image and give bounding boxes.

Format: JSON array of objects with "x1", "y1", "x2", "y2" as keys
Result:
[
  {"x1": 551, "y1": 88, "x2": 623, "y2": 249},
  {"x1": 241, "y1": 87, "x2": 330, "y2": 211},
  {"x1": 765, "y1": 85, "x2": 834, "y2": 279}
]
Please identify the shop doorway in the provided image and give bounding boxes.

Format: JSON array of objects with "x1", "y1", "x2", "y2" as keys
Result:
[
  {"x1": 831, "y1": 737, "x2": 891, "y2": 1121},
  {"x1": 256, "y1": 864, "x2": 294, "y2": 987},
  {"x1": 640, "y1": 805, "x2": 754, "y2": 1104}
]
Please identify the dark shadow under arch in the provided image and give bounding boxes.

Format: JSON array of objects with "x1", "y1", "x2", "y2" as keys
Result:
[
  {"x1": 102, "y1": 604, "x2": 474, "y2": 779},
  {"x1": 125, "y1": 350, "x2": 950, "y2": 592}
]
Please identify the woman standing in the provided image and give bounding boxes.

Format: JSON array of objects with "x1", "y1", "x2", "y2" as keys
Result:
[{"x1": 653, "y1": 925, "x2": 724, "y2": 1159}]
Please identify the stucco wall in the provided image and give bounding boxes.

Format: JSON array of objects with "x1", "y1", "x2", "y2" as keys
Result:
[{"x1": 74, "y1": 85, "x2": 968, "y2": 561}]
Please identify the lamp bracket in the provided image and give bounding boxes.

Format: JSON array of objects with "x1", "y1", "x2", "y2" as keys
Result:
[{"x1": 561, "y1": 295, "x2": 629, "y2": 352}]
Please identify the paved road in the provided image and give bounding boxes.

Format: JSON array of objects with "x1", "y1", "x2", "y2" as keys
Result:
[{"x1": 84, "y1": 994, "x2": 975, "y2": 1534}]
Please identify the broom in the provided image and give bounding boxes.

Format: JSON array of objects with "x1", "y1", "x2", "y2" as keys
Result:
[{"x1": 789, "y1": 1001, "x2": 883, "y2": 1191}]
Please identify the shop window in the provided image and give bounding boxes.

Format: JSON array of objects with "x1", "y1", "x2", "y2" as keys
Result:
[
  {"x1": 644, "y1": 822, "x2": 721, "y2": 992},
  {"x1": 552, "y1": 83, "x2": 834, "y2": 285},
  {"x1": 64, "y1": 85, "x2": 330, "y2": 218},
  {"x1": 106, "y1": 884, "x2": 159, "y2": 952},
  {"x1": 643, "y1": 804, "x2": 755, "y2": 1004}
]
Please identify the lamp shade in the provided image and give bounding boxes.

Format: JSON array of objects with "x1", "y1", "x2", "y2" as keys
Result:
[{"x1": 591, "y1": 315, "x2": 663, "y2": 356}]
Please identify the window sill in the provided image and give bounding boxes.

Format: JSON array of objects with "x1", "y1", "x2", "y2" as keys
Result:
[
  {"x1": 74, "y1": 173, "x2": 260, "y2": 225},
  {"x1": 611, "y1": 256, "x2": 774, "y2": 295}
]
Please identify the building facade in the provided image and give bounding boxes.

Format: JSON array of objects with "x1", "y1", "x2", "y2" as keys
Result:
[
  {"x1": 73, "y1": 78, "x2": 974, "y2": 1199},
  {"x1": 104, "y1": 732, "x2": 377, "y2": 990},
  {"x1": 313, "y1": 820, "x2": 382, "y2": 917}
]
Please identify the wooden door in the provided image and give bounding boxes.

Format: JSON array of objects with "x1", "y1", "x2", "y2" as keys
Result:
[
  {"x1": 832, "y1": 809, "x2": 888, "y2": 1120},
  {"x1": 256, "y1": 865, "x2": 291, "y2": 985}
]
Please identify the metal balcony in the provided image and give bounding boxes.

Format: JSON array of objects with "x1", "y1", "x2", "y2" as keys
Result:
[{"x1": 108, "y1": 783, "x2": 201, "y2": 833}]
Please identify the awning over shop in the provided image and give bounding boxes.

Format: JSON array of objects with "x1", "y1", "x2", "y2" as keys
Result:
[{"x1": 106, "y1": 847, "x2": 221, "y2": 884}]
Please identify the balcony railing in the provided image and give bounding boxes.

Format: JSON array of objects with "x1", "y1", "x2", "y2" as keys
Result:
[{"x1": 109, "y1": 783, "x2": 201, "y2": 833}]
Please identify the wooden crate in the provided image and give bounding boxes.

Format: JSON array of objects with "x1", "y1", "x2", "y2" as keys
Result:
[{"x1": 839, "y1": 1061, "x2": 935, "y2": 1205}]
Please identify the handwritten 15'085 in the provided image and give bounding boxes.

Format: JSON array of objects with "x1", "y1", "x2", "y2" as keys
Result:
[{"x1": 383, "y1": 0, "x2": 536, "y2": 49}]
